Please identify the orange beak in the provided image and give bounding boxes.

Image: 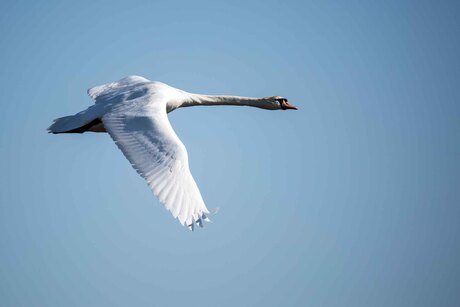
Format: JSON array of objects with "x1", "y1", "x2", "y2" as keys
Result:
[{"x1": 281, "y1": 101, "x2": 298, "y2": 110}]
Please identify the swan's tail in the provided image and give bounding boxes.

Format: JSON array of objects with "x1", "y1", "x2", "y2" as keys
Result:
[
  {"x1": 48, "y1": 105, "x2": 105, "y2": 134},
  {"x1": 48, "y1": 117, "x2": 104, "y2": 134}
]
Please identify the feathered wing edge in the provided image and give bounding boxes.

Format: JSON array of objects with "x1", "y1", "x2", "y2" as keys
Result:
[{"x1": 102, "y1": 113, "x2": 211, "y2": 231}]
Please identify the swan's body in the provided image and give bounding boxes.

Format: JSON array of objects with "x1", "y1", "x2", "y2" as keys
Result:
[{"x1": 48, "y1": 76, "x2": 297, "y2": 230}]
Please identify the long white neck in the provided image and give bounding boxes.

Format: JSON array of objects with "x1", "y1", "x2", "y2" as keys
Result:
[{"x1": 180, "y1": 94, "x2": 278, "y2": 110}]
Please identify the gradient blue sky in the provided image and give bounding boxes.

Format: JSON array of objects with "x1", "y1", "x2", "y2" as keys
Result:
[{"x1": 1, "y1": 1, "x2": 459, "y2": 306}]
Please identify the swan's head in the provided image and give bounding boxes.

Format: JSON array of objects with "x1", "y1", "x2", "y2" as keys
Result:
[{"x1": 270, "y1": 96, "x2": 298, "y2": 110}]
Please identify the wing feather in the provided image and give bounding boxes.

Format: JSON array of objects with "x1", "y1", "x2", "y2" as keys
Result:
[{"x1": 102, "y1": 96, "x2": 209, "y2": 229}]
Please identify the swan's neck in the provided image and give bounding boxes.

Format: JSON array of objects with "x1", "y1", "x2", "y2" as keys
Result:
[{"x1": 182, "y1": 94, "x2": 277, "y2": 110}]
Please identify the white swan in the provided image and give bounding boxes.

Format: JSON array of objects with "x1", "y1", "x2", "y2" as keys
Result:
[{"x1": 48, "y1": 76, "x2": 297, "y2": 230}]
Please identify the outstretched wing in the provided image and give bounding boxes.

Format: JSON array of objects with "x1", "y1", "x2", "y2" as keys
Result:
[
  {"x1": 88, "y1": 75, "x2": 150, "y2": 102},
  {"x1": 102, "y1": 96, "x2": 210, "y2": 230}
]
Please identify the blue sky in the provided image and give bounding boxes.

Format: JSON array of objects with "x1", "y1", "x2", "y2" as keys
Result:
[{"x1": 1, "y1": 1, "x2": 459, "y2": 306}]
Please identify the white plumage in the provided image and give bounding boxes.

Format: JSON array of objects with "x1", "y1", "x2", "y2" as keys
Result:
[{"x1": 48, "y1": 76, "x2": 297, "y2": 230}]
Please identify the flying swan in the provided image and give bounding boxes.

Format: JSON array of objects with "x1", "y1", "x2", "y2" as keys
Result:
[{"x1": 48, "y1": 76, "x2": 297, "y2": 230}]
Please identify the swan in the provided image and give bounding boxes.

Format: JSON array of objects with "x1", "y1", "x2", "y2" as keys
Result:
[{"x1": 48, "y1": 76, "x2": 297, "y2": 230}]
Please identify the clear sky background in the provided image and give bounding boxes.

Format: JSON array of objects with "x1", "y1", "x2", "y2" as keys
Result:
[{"x1": 1, "y1": 1, "x2": 459, "y2": 306}]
